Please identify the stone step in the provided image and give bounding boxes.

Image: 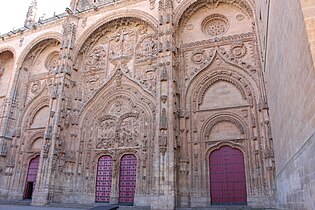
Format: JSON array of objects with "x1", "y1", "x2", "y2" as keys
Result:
[
  {"x1": 0, "y1": 199, "x2": 31, "y2": 206},
  {"x1": 177, "y1": 208, "x2": 276, "y2": 210},
  {"x1": 118, "y1": 206, "x2": 150, "y2": 210}
]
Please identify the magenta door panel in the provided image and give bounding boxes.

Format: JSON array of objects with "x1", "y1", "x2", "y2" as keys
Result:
[
  {"x1": 24, "y1": 156, "x2": 40, "y2": 199},
  {"x1": 209, "y1": 146, "x2": 247, "y2": 205},
  {"x1": 119, "y1": 154, "x2": 137, "y2": 203},
  {"x1": 96, "y1": 156, "x2": 112, "y2": 202}
]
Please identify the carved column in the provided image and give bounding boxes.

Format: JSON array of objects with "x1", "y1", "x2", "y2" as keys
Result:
[
  {"x1": 152, "y1": 0, "x2": 177, "y2": 209},
  {"x1": 31, "y1": 14, "x2": 78, "y2": 205}
]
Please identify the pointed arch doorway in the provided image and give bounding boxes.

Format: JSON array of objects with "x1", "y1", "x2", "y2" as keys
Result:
[
  {"x1": 209, "y1": 146, "x2": 247, "y2": 205},
  {"x1": 23, "y1": 155, "x2": 40, "y2": 199}
]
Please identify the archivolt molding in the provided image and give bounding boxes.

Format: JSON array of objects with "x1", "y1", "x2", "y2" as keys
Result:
[
  {"x1": 0, "y1": 46, "x2": 16, "y2": 60},
  {"x1": 205, "y1": 142, "x2": 246, "y2": 159},
  {"x1": 21, "y1": 95, "x2": 50, "y2": 130},
  {"x1": 201, "y1": 112, "x2": 249, "y2": 140},
  {"x1": 174, "y1": 0, "x2": 254, "y2": 28},
  {"x1": 26, "y1": 130, "x2": 45, "y2": 151},
  {"x1": 196, "y1": 75, "x2": 248, "y2": 106},
  {"x1": 79, "y1": 69, "x2": 156, "y2": 123},
  {"x1": 186, "y1": 49, "x2": 259, "y2": 107},
  {"x1": 73, "y1": 9, "x2": 158, "y2": 61},
  {"x1": 16, "y1": 32, "x2": 62, "y2": 68}
]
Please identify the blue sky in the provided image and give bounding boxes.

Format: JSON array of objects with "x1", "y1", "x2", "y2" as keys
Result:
[{"x1": 0, "y1": 0, "x2": 70, "y2": 34}]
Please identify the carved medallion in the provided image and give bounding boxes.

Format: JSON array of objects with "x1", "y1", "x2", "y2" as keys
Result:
[
  {"x1": 201, "y1": 14, "x2": 229, "y2": 37},
  {"x1": 231, "y1": 43, "x2": 246, "y2": 58},
  {"x1": 191, "y1": 49, "x2": 206, "y2": 64},
  {"x1": 30, "y1": 81, "x2": 41, "y2": 94}
]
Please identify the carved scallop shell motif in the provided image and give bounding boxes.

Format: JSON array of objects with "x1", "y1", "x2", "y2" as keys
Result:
[{"x1": 201, "y1": 14, "x2": 229, "y2": 37}]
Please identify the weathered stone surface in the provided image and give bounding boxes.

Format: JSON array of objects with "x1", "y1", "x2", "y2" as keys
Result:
[{"x1": 0, "y1": 0, "x2": 313, "y2": 209}]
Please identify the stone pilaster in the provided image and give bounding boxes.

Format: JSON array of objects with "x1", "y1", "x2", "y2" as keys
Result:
[
  {"x1": 31, "y1": 13, "x2": 79, "y2": 205},
  {"x1": 152, "y1": 0, "x2": 177, "y2": 209}
]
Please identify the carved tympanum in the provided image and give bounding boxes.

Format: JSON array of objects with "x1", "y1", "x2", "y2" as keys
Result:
[{"x1": 97, "y1": 97, "x2": 148, "y2": 149}]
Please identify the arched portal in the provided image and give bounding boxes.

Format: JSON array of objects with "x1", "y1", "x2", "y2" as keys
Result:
[
  {"x1": 119, "y1": 154, "x2": 137, "y2": 203},
  {"x1": 209, "y1": 146, "x2": 247, "y2": 205},
  {"x1": 95, "y1": 155, "x2": 113, "y2": 202},
  {"x1": 23, "y1": 156, "x2": 40, "y2": 199}
]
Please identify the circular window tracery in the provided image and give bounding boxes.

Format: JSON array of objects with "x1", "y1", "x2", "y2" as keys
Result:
[{"x1": 201, "y1": 14, "x2": 229, "y2": 37}]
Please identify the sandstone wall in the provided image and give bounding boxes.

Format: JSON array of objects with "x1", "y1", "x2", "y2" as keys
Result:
[
  {"x1": 301, "y1": 0, "x2": 315, "y2": 62},
  {"x1": 264, "y1": 0, "x2": 315, "y2": 209}
]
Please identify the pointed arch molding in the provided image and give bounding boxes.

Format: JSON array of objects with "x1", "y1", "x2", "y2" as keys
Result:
[
  {"x1": 79, "y1": 70, "x2": 156, "y2": 126},
  {"x1": 174, "y1": 0, "x2": 254, "y2": 28},
  {"x1": 202, "y1": 113, "x2": 249, "y2": 140},
  {"x1": 186, "y1": 50, "x2": 259, "y2": 108},
  {"x1": 73, "y1": 9, "x2": 158, "y2": 61},
  {"x1": 21, "y1": 95, "x2": 50, "y2": 129},
  {"x1": 16, "y1": 32, "x2": 62, "y2": 68}
]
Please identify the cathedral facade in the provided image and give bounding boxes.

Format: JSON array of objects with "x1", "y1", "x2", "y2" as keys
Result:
[{"x1": 0, "y1": 0, "x2": 314, "y2": 209}]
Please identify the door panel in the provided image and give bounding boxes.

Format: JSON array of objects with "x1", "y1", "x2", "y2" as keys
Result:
[
  {"x1": 119, "y1": 154, "x2": 137, "y2": 203},
  {"x1": 96, "y1": 156, "x2": 112, "y2": 202},
  {"x1": 209, "y1": 146, "x2": 247, "y2": 205}
]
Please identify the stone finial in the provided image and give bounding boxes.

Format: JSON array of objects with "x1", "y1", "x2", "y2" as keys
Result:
[{"x1": 24, "y1": 0, "x2": 38, "y2": 27}]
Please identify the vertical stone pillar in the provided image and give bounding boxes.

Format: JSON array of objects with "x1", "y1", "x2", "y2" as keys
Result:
[
  {"x1": 151, "y1": 0, "x2": 177, "y2": 209},
  {"x1": 31, "y1": 13, "x2": 78, "y2": 205}
]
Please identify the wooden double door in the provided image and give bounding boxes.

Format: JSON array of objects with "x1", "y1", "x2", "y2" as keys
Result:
[{"x1": 95, "y1": 154, "x2": 137, "y2": 203}]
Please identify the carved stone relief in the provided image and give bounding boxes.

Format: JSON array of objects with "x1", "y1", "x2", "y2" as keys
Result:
[
  {"x1": 45, "y1": 52, "x2": 60, "y2": 74},
  {"x1": 79, "y1": 18, "x2": 158, "y2": 100},
  {"x1": 96, "y1": 96, "x2": 150, "y2": 150},
  {"x1": 201, "y1": 14, "x2": 229, "y2": 37},
  {"x1": 84, "y1": 46, "x2": 107, "y2": 72}
]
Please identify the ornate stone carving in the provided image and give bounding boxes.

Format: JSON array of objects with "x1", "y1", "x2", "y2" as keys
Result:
[
  {"x1": 45, "y1": 52, "x2": 60, "y2": 73},
  {"x1": 136, "y1": 35, "x2": 158, "y2": 63},
  {"x1": 96, "y1": 97, "x2": 146, "y2": 149},
  {"x1": 30, "y1": 81, "x2": 41, "y2": 94},
  {"x1": 230, "y1": 42, "x2": 246, "y2": 58},
  {"x1": 201, "y1": 14, "x2": 229, "y2": 37},
  {"x1": 149, "y1": 0, "x2": 155, "y2": 9},
  {"x1": 109, "y1": 27, "x2": 135, "y2": 63},
  {"x1": 191, "y1": 49, "x2": 206, "y2": 64},
  {"x1": 85, "y1": 46, "x2": 107, "y2": 72}
]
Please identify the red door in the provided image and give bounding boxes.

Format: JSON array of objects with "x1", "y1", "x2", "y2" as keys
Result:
[
  {"x1": 96, "y1": 156, "x2": 113, "y2": 202},
  {"x1": 119, "y1": 154, "x2": 137, "y2": 203},
  {"x1": 209, "y1": 146, "x2": 247, "y2": 205},
  {"x1": 24, "y1": 156, "x2": 40, "y2": 199}
]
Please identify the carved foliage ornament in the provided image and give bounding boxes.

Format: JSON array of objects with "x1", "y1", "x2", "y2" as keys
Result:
[{"x1": 201, "y1": 14, "x2": 229, "y2": 37}]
